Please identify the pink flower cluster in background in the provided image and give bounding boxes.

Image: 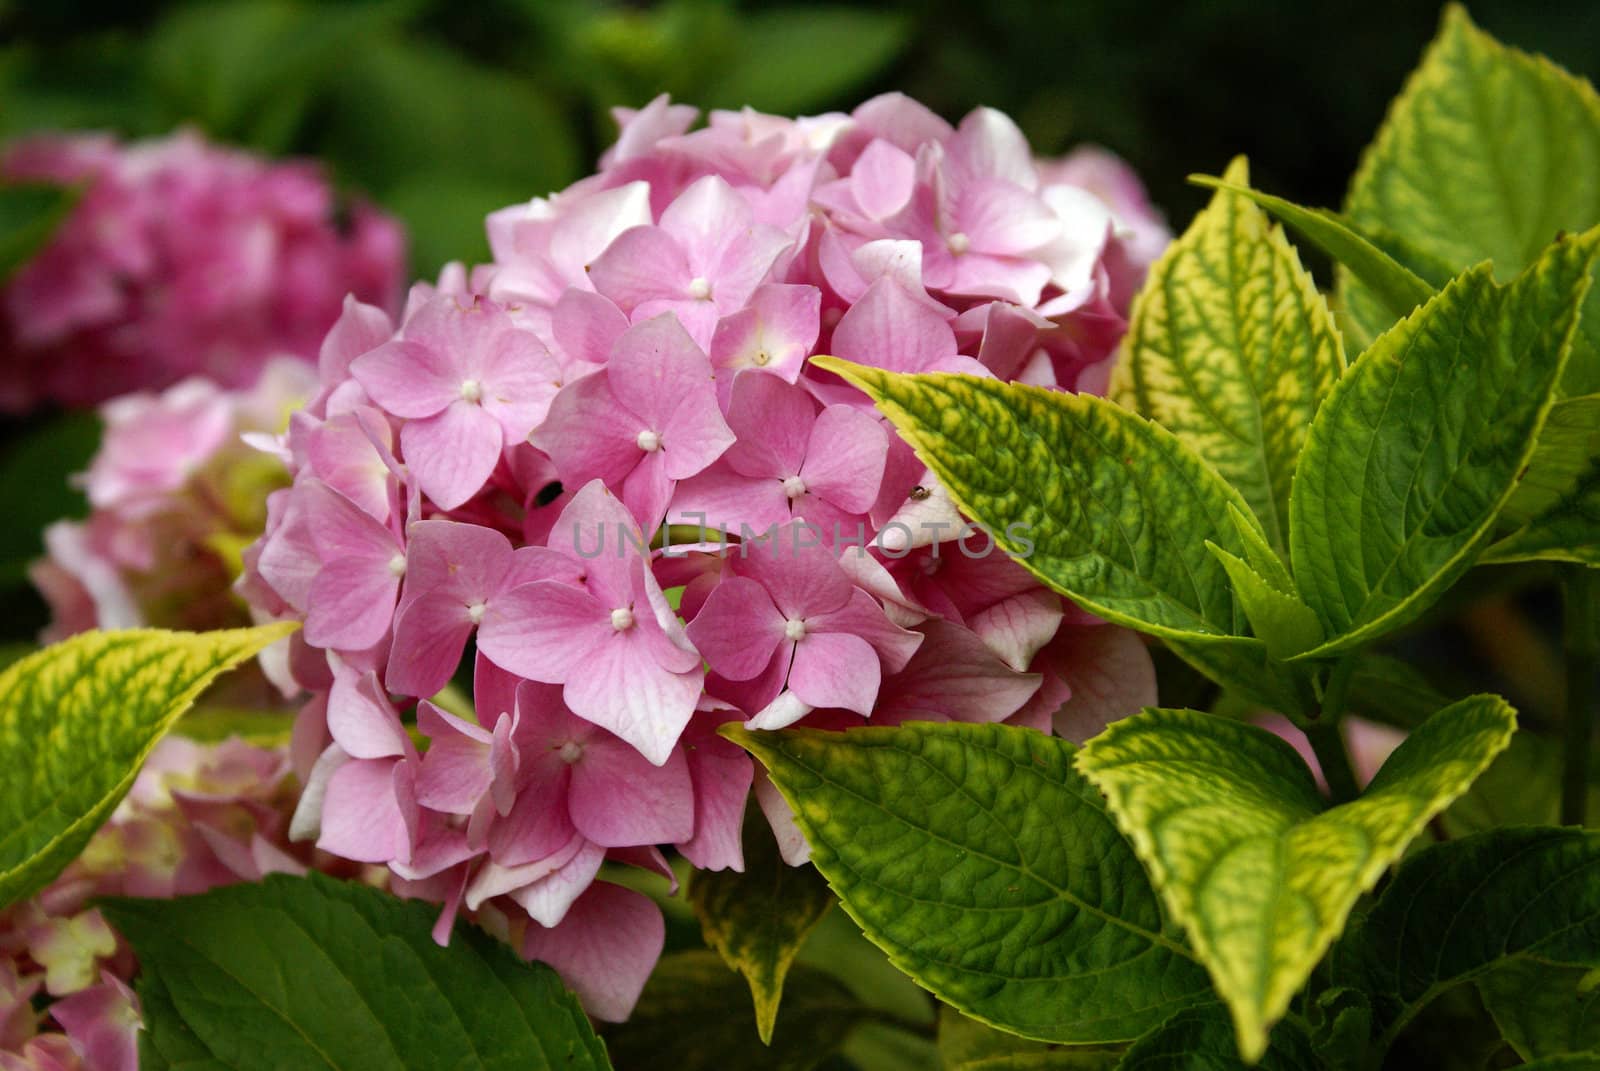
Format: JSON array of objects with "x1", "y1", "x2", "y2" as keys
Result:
[
  {"x1": 0, "y1": 735, "x2": 356, "y2": 1071},
  {"x1": 31, "y1": 362, "x2": 313, "y2": 676},
  {"x1": 241, "y1": 92, "x2": 1171, "y2": 1020},
  {"x1": 0, "y1": 131, "x2": 404, "y2": 413}
]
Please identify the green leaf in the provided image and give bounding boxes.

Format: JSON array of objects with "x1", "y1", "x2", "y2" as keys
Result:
[
  {"x1": 1477, "y1": 959, "x2": 1600, "y2": 1062},
  {"x1": 0, "y1": 624, "x2": 294, "y2": 908},
  {"x1": 938, "y1": 1008, "x2": 1121, "y2": 1069},
  {"x1": 724, "y1": 721, "x2": 1215, "y2": 1044},
  {"x1": 702, "y1": 8, "x2": 910, "y2": 114},
  {"x1": 103, "y1": 871, "x2": 610, "y2": 1071},
  {"x1": 1116, "y1": 157, "x2": 1345, "y2": 552},
  {"x1": 1502, "y1": 395, "x2": 1600, "y2": 525},
  {"x1": 146, "y1": 0, "x2": 413, "y2": 152},
  {"x1": 1288, "y1": 229, "x2": 1598, "y2": 657},
  {"x1": 1186, "y1": 174, "x2": 1434, "y2": 352},
  {"x1": 1342, "y1": 5, "x2": 1600, "y2": 391},
  {"x1": 1114, "y1": 1006, "x2": 1321, "y2": 1071},
  {"x1": 1205, "y1": 542, "x2": 1324, "y2": 659},
  {"x1": 812, "y1": 358, "x2": 1315, "y2": 712},
  {"x1": 1330, "y1": 826, "x2": 1600, "y2": 1052},
  {"x1": 0, "y1": 182, "x2": 80, "y2": 283},
  {"x1": 603, "y1": 950, "x2": 865, "y2": 1071},
  {"x1": 1484, "y1": 394, "x2": 1600, "y2": 566},
  {"x1": 1442, "y1": 731, "x2": 1600, "y2": 836},
  {"x1": 812, "y1": 358, "x2": 1256, "y2": 640},
  {"x1": 689, "y1": 814, "x2": 834, "y2": 1044},
  {"x1": 1075, "y1": 697, "x2": 1516, "y2": 1061}
]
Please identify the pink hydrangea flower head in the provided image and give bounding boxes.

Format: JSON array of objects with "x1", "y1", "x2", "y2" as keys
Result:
[{"x1": 1, "y1": 130, "x2": 404, "y2": 412}]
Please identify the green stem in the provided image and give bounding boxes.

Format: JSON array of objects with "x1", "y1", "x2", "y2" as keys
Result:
[
  {"x1": 1562, "y1": 566, "x2": 1598, "y2": 826},
  {"x1": 1308, "y1": 659, "x2": 1361, "y2": 805}
]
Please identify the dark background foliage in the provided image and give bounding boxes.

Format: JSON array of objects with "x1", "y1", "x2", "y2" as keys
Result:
[{"x1": 5, "y1": 0, "x2": 1597, "y2": 277}]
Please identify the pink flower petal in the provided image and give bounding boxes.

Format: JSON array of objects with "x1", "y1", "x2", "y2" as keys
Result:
[
  {"x1": 400, "y1": 400, "x2": 503, "y2": 510},
  {"x1": 385, "y1": 590, "x2": 476, "y2": 698},
  {"x1": 562, "y1": 628, "x2": 702, "y2": 765},
  {"x1": 787, "y1": 631, "x2": 880, "y2": 715},
  {"x1": 798, "y1": 404, "x2": 888, "y2": 515},
  {"x1": 318, "y1": 758, "x2": 413, "y2": 864},
  {"x1": 685, "y1": 575, "x2": 786, "y2": 681},
  {"x1": 569, "y1": 733, "x2": 694, "y2": 846},
  {"x1": 351, "y1": 339, "x2": 459, "y2": 419},
  {"x1": 521, "y1": 882, "x2": 664, "y2": 1022}
]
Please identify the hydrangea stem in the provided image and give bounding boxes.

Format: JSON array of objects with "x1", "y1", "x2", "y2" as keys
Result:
[
  {"x1": 1309, "y1": 659, "x2": 1360, "y2": 805},
  {"x1": 1561, "y1": 566, "x2": 1597, "y2": 826}
]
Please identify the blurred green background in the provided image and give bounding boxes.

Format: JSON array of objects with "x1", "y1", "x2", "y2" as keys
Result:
[{"x1": 4, "y1": 0, "x2": 1597, "y2": 280}]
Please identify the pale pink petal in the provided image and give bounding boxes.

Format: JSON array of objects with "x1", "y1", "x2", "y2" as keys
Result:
[
  {"x1": 319, "y1": 295, "x2": 394, "y2": 382},
  {"x1": 851, "y1": 139, "x2": 918, "y2": 219},
  {"x1": 351, "y1": 339, "x2": 459, "y2": 419},
  {"x1": 607, "y1": 315, "x2": 734, "y2": 478},
  {"x1": 400, "y1": 400, "x2": 503, "y2": 510},
  {"x1": 569, "y1": 734, "x2": 694, "y2": 846},
  {"x1": 477, "y1": 326, "x2": 561, "y2": 441},
  {"x1": 667, "y1": 464, "x2": 789, "y2": 537},
  {"x1": 788, "y1": 631, "x2": 880, "y2": 715},
  {"x1": 509, "y1": 838, "x2": 606, "y2": 927},
  {"x1": 552, "y1": 288, "x2": 628, "y2": 371},
  {"x1": 830, "y1": 277, "x2": 958, "y2": 374},
  {"x1": 401, "y1": 518, "x2": 514, "y2": 603},
  {"x1": 950, "y1": 107, "x2": 1038, "y2": 190},
  {"x1": 621, "y1": 447, "x2": 675, "y2": 533},
  {"x1": 531, "y1": 374, "x2": 643, "y2": 491},
  {"x1": 486, "y1": 775, "x2": 579, "y2": 868},
  {"x1": 736, "y1": 530, "x2": 852, "y2": 619},
  {"x1": 385, "y1": 590, "x2": 476, "y2": 698},
  {"x1": 587, "y1": 226, "x2": 691, "y2": 311},
  {"x1": 562, "y1": 629, "x2": 702, "y2": 765},
  {"x1": 327, "y1": 669, "x2": 409, "y2": 759},
  {"x1": 305, "y1": 557, "x2": 399, "y2": 652},
  {"x1": 721, "y1": 373, "x2": 815, "y2": 479},
  {"x1": 753, "y1": 770, "x2": 809, "y2": 865},
  {"x1": 877, "y1": 620, "x2": 1041, "y2": 724},
  {"x1": 477, "y1": 581, "x2": 612, "y2": 683},
  {"x1": 708, "y1": 284, "x2": 819, "y2": 385},
  {"x1": 969, "y1": 589, "x2": 1065, "y2": 672},
  {"x1": 319, "y1": 758, "x2": 413, "y2": 864},
  {"x1": 808, "y1": 588, "x2": 923, "y2": 672},
  {"x1": 798, "y1": 404, "x2": 888, "y2": 514},
  {"x1": 522, "y1": 882, "x2": 664, "y2": 1022},
  {"x1": 414, "y1": 703, "x2": 492, "y2": 814}
]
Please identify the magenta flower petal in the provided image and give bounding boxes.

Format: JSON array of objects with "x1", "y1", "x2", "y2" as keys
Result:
[
  {"x1": 686, "y1": 576, "x2": 786, "y2": 681},
  {"x1": 522, "y1": 882, "x2": 664, "y2": 1023},
  {"x1": 400, "y1": 399, "x2": 503, "y2": 510},
  {"x1": 675, "y1": 716, "x2": 754, "y2": 872}
]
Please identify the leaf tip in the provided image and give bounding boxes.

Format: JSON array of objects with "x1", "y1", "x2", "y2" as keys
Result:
[{"x1": 807, "y1": 355, "x2": 883, "y2": 397}]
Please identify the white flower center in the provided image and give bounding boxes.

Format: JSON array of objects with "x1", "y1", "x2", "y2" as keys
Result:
[
  {"x1": 387, "y1": 553, "x2": 407, "y2": 578},
  {"x1": 558, "y1": 740, "x2": 584, "y2": 764},
  {"x1": 946, "y1": 231, "x2": 971, "y2": 255},
  {"x1": 784, "y1": 618, "x2": 807, "y2": 642},
  {"x1": 611, "y1": 607, "x2": 635, "y2": 631},
  {"x1": 459, "y1": 378, "x2": 483, "y2": 403},
  {"x1": 781, "y1": 475, "x2": 807, "y2": 500},
  {"x1": 751, "y1": 348, "x2": 771, "y2": 367},
  {"x1": 687, "y1": 276, "x2": 712, "y2": 300},
  {"x1": 636, "y1": 429, "x2": 662, "y2": 452},
  {"x1": 467, "y1": 601, "x2": 487, "y2": 624}
]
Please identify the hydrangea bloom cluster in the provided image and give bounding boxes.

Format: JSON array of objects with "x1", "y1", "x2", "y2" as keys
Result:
[
  {"x1": 1, "y1": 131, "x2": 404, "y2": 413},
  {"x1": 242, "y1": 93, "x2": 1170, "y2": 1020},
  {"x1": 0, "y1": 735, "x2": 354, "y2": 1071},
  {"x1": 31, "y1": 362, "x2": 314, "y2": 673}
]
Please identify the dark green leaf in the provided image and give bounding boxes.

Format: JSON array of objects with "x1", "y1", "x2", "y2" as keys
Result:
[{"x1": 104, "y1": 871, "x2": 611, "y2": 1071}]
